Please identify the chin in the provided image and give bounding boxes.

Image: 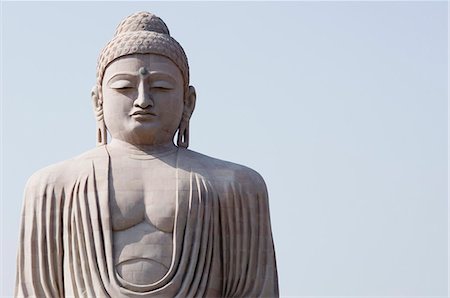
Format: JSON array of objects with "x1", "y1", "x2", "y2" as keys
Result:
[
  {"x1": 114, "y1": 121, "x2": 175, "y2": 144},
  {"x1": 129, "y1": 120, "x2": 159, "y2": 132}
]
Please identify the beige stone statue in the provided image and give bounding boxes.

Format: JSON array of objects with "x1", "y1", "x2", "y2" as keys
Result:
[{"x1": 15, "y1": 11, "x2": 278, "y2": 297}]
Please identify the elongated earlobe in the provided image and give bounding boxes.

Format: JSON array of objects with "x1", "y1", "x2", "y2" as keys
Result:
[
  {"x1": 91, "y1": 86, "x2": 107, "y2": 146},
  {"x1": 177, "y1": 118, "x2": 189, "y2": 148}
]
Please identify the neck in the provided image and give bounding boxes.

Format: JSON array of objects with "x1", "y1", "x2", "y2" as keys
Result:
[{"x1": 108, "y1": 138, "x2": 177, "y2": 157}]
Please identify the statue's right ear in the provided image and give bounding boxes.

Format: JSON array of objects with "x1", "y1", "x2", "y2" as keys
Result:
[
  {"x1": 91, "y1": 86, "x2": 107, "y2": 146},
  {"x1": 91, "y1": 86, "x2": 102, "y2": 110}
]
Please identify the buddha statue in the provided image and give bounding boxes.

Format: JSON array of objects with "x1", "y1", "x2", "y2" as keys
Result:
[{"x1": 15, "y1": 11, "x2": 278, "y2": 297}]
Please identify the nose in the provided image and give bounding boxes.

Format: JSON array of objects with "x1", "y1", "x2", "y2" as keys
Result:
[{"x1": 133, "y1": 80, "x2": 153, "y2": 109}]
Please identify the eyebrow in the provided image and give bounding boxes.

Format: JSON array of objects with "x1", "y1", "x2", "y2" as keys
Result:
[
  {"x1": 106, "y1": 71, "x2": 177, "y2": 85},
  {"x1": 148, "y1": 71, "x2": 177, "y2": 85}
]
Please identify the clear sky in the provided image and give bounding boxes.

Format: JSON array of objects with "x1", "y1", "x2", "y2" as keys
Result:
[{"x1": 1, "y1": 1, "x2": 448, "y2": 297}]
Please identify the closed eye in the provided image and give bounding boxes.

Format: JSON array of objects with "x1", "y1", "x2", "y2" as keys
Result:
[
  {"x1": 109, "y1": 80, "x2": 135, "y2": 89},
  {"x1": 150, "y1": 80, "x2": 174, "y2": 90}
]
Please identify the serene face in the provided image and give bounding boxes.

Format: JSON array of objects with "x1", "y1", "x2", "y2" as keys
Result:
[{"x1": 102, "y1": 54, "x2": 185, "y2": 146}]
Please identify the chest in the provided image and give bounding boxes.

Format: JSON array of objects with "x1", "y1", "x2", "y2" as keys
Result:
[{"x1": 109, "y1": 156, "x2": 177, "y2": 233}]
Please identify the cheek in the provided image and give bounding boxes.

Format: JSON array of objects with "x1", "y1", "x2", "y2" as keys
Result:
[
  {"x1": 102, "y1": 93, "x2": 132, "y2": 125},
  {"x1": 155, "y1": 92, "x2": 184, "y2": 120}
]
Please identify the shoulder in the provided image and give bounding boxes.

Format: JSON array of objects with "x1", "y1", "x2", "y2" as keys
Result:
[
  {"x1": 25, "y1": 146, "x2": 106, "y2": 190},
  {"x1": 178, "y1": 148, "x2": 267, "y2": 190}
]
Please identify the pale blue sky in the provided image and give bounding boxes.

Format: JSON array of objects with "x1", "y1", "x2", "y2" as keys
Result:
[{"x1": 1, "y1": 2, "x2": 448, "y2": 297}]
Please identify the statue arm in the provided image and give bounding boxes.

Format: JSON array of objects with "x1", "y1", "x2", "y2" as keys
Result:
[
  {"x1": 15, "y1": 170, "x2": 64, "y2": 298},
  {"x1": 219, "y1": 168, "x2": 279, "y2": 297}
]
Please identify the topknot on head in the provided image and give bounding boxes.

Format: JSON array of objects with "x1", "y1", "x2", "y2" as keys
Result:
[{"x1": 115, "y1": 11, "x2": 170, "y2": 36}]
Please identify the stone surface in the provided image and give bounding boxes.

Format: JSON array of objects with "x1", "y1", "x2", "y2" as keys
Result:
[{"x1": 15, "y1": 11, "x2": 278, "y2": 297}]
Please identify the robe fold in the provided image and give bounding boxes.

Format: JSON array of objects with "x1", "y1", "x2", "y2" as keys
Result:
[{"x1": 15, "y1": 146, "x2": 278, "y2": 297}]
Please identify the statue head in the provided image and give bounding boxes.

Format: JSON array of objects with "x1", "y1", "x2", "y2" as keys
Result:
[{"x1": 92, "y1": 11, "x2": 196, "y2": 147}]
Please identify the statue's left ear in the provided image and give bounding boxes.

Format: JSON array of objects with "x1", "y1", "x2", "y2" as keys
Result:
[
  {"x1": 177, "y1": 86, "x2": 196, "y2": 148},
  {"x1": 183, "y1": 85, "x2": 196, "y2": 118}
]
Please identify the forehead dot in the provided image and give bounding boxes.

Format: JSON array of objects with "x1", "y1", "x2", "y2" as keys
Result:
[{"x1": 139, "y1": 67, "x2": 148, "y2": 76}]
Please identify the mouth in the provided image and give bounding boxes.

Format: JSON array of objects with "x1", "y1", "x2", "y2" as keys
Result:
[
  {"x1": 130, "y1": 110, "x2": 157, "y2": 121},
  {"x1": 130, "y1": 110, "x2": 157, "y2": 116}
]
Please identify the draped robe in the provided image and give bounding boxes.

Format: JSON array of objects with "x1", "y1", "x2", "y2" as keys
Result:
[{"x1": 15, "y1": 146, "x2": 278, "y2": 297}]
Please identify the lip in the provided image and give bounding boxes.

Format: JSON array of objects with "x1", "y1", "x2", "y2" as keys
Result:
[
  {"x1": 130, "y1": 110, "x2": 156, "y2": 116},
  {"x1": 130, "y1": 110, "x2": 157, "y2": 117},
  {"x1": 130, "y1": 110, "x2": 157, "y2": 121}
]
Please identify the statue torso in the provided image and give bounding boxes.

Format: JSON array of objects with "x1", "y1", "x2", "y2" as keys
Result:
[{"x1": 108, "y1": 144, "x2": 178, "y2": 285}]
